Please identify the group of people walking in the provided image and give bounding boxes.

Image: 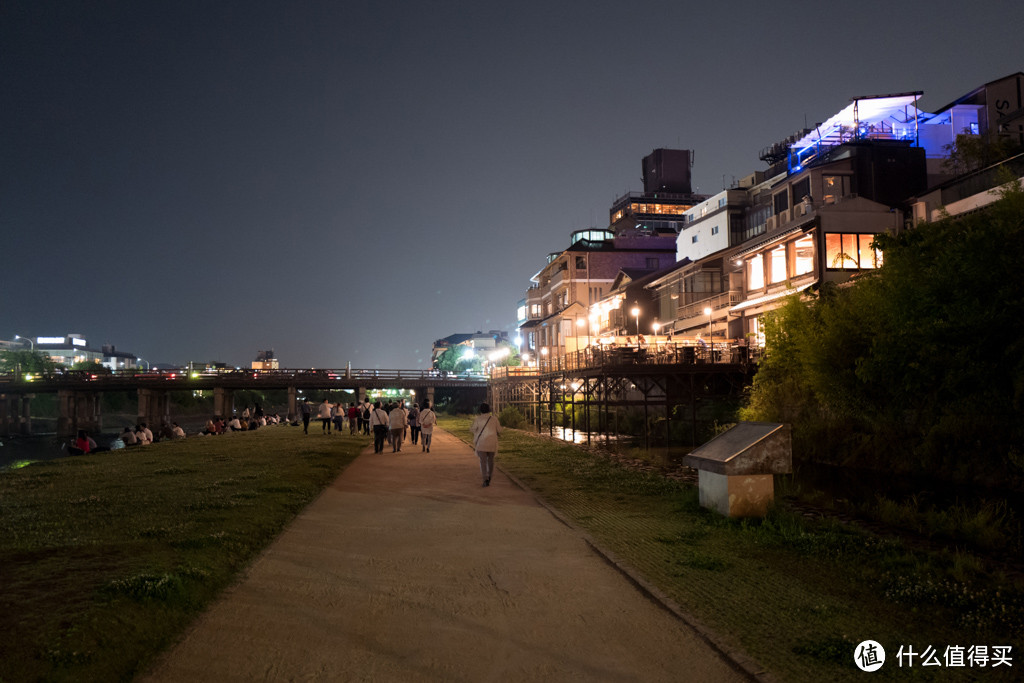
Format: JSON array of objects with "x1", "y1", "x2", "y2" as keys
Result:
[
  {"x1": 366, "y1": 398, "x2": 437, "y2": 454},
  {"x1": 298, "y1": 395, "x2": 501, "y2": 487}
]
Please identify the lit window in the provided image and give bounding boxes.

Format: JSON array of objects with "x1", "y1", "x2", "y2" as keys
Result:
[
  {"x1": 769, "y1": 246, "x2": 787, "y2": 284},
  {"x1": 793, "y1": 236, "x2": 814, "y2": 275},
  {"x1": 747, "y1": 257, "x2": 765, "y2": 290},
  {"x1": 859, "y1": 234, "x2": 883, "y2": 269},
  {"x1": 825, "y1": 233, "x2": 882, "y2": 269}
]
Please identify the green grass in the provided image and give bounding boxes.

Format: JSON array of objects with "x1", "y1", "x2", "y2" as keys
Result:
[
  {"x1": 0, "y1": 427, "x2": 367, "y2": 682},
  {"x1": 442, "y1": 416, "x2": 1023, "y2": 682}
]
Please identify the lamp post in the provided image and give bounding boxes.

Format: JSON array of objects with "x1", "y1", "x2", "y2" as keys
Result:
[
  {"x1": 652, "y1": 320, "x2": 660, "y2": 351},
  {"x1": 630, "y1": 303, "x2": 640, "y2": 344},
  {"x1": 14, "y1": 335, "x2": 34, "y2": 350},
  {"x1": 703, "y1": 306, "x2": 714, "y2": 363}
]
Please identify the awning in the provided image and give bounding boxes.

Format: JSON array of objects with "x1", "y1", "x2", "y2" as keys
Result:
[
  {"x1": 730, "y1": 283, "x2": 814, "y2": 313},
  {"x1": 732, "y1": 226, "x2": 807, "y2": 260}
]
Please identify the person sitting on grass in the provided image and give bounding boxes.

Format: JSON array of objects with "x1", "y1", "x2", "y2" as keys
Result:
[{"x1": 121, "y1": 426, "x2": 138, "y2": 446}]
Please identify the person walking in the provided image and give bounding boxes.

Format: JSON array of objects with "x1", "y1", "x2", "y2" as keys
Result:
[
  {"x1": 470, "y1": 402, "x2": 501, "y2": 487},
  {"x1": 333, "y1": 402, "x2": 346, "y2": 433},
  {"x1": 361, "y1": 399, "x2": 372, "y2": 435},
  {"x1": 418, "y1": 401, "x2": 436, "y2": 452},
  {"x1": 408, "y1": 402, "x2": 420, "y2": 445},
  {"x1": 369, "y1": 401, "x2": 389, "y2": 453},
  {"x1": 301, "y1": 399, "x2": 313, "y2": 434},
  {"x1": 388, "y1": 402, "x2": 408, "y2": 452},
  {"x1": 318, "y1": 398, "x2": 333, "y2": 434},
  {"x1": 347, "y1": 403, "x2": 358, "y2": 434}
]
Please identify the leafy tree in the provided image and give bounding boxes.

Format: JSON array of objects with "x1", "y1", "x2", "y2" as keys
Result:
[
  {"x1": 743, "y1": 179, "x2": 1024, "y2": 483},
  {"x1": 70, "y1": 360, "x2": 111, "y2": 374},
  {"x1": 434, "y1": 346, "x2": 483, "y2": 374},
  {"x1": 0, "y1": 350, "x2": 57, "y2": 375},
  {"x1": 943, "y1": 131, "x2": 1019, "y2": 176}
]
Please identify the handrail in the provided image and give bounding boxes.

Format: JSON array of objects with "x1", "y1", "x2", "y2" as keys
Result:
[{"x1": 0, "y1": 368, "x2": 488, "y2": 387}]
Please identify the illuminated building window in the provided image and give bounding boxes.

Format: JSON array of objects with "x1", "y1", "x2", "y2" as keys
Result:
[
  {"x1": 859, "y1": 234, "x2": 883, "y2": 268},
  {"x1": 747, "y1": 257, "x2": 765, "y2": 290},
  {"x1": 793, "y1": 235, "x2": 814, "y2": 275},
  {"x1": 825, "y1": 233, "x2": 883, "y2": 270},
  {"x1": 822, "y1": 175, "x2": 851, "y2": 204},
  {"x1": 769, "y1": 246, "x2": 787, "y2": 284}
]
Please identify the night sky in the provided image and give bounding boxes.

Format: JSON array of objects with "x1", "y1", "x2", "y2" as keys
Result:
[{"x1": 2, "y1": 1, "x2": 1021, "y2": 369}]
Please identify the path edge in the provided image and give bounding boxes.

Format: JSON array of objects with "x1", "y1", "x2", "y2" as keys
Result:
[{"x1": 497, "y1": 462, "x2": 778, "y2": 683}]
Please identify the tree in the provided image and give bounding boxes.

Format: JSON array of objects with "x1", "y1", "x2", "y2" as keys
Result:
[
  {"x1": 743, "y1": 179, "x2": 1024, "y2": 482},
  {"x1": 0, "y1": 349, "x2": 57, "y2": 376},
  {"x1": 70, "y1": 360, "x2": 111, "y2": 374},
  {"x1": 434, "y1": 346, "x2": 483, "y2": 374},
  {"x1": 943, "y1": 131, "x2": 1018, "y2": 176}
]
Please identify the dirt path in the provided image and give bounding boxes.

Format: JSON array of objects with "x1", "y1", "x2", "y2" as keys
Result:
[{"x1": 141, "y1": 429, "x2": 749, "y2": 682}]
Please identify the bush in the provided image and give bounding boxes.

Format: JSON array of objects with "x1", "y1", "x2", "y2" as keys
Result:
[{"x1": 498, "y1": 405, "x2": 527, "y2": 429}]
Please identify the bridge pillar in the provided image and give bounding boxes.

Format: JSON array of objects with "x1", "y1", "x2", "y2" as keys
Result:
[
  {"x1": 422, "y1": 386, "x2": 435, "y2": 407},
  {"x1": 213, "y1": 387, "x2": 234, "y2": 420},
  {"x1": 138, "y1": 388, "x2": 170, "y2": 432},
  {"x1": 57, "y1": 390, "x2": 102, "y2": 437},
  {"x1": 287, "y1": 387, "x2": 297, "y2": 422},
  {"x1": 0, "y1": 394, "x2": 16, "y2": 437},
  {"x1": 357, "y1": 386, "x2": 367, "y2": 404},
  {"x1": 20, "y1": 394, "x2": 34, "y2": 436}
]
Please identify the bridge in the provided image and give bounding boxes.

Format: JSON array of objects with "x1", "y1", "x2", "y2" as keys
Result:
[{"x1": 0, "y1": 368, "x2": 487, "y2": 436}]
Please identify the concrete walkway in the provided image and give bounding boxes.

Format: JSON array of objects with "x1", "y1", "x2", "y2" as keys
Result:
[{"x1": 141, "y1": 429, "x2": 749, "y2": 682}]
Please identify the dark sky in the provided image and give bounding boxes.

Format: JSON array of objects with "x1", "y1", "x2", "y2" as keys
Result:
[{"x1": 2, "y1": 1, "x2": 1021, "y2": 369}]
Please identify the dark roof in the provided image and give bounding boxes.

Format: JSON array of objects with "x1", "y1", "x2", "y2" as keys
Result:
[{"x1": 434, "y1": 333, "x2": 473, "y2": 347}]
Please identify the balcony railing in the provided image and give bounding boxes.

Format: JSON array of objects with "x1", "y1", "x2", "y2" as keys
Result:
[
  {"x1": 675, "y1": 291, "x2": 743, "y2": 322},
  {"x1": 529, "y1": 340, "x2": 759, "y2": 374}
]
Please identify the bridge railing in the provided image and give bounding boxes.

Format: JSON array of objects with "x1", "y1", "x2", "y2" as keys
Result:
[{"x1": 0, "y1": 367, "x2": 489, "y2": 387}]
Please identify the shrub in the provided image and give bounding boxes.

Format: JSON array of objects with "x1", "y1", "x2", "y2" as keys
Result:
[{"x1": 498, "y1": 405, "x2": 527, "y2": 429}]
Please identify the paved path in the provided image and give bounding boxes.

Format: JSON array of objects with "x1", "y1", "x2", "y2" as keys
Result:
[{"x1": 142, "y1": 429, "x2": 747, "y2": 682}]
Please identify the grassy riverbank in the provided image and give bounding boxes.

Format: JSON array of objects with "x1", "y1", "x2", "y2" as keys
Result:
[
  {"x1": 441, "y1": 416, "x2": 1023, "y2": 682},
  {"x1": 0, "y1": 427, "x2": 367, "y2": 682}
]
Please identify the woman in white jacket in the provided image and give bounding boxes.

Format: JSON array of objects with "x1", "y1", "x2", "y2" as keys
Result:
[
  {"x1": 470, "y1": 402, "x2": 501, "y2": 487},
  {"x1": 418, "y1": 401, "x2": 437, "y2": 452}
]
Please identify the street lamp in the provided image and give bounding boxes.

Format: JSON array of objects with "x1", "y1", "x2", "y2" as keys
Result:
[
  {"x1": 703, "y1": 306, "x2": 713, "y2": 363},
  {"x1": 630, "y1": 303, "x2": 640, "y2": 342},
  {"x1": 14, "y1": 335, "x2": 34, "y2": 350}
]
